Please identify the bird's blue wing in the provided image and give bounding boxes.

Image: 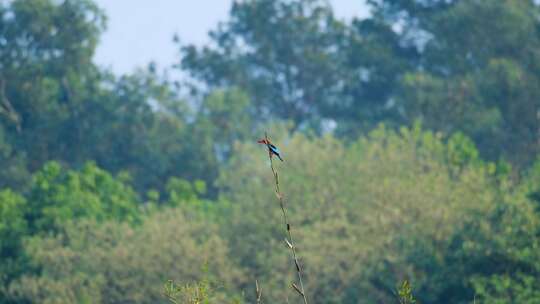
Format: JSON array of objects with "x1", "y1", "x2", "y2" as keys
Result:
[{"x1": 269, "y1": 144, "x2": 280, "y2": 154}]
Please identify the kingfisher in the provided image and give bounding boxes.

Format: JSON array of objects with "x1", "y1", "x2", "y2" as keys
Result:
[{"x1": 257, "y1": 138, "x2": 284, "y2": 161}]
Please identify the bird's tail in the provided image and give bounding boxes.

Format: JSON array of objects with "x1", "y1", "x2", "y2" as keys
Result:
[{"x1": 277, "y1": 154, "x2": 284, "y2": 162}]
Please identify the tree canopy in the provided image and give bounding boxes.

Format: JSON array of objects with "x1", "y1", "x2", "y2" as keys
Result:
[{"x1": 1, "y1": 0, "x2": 540, "y2": 303}]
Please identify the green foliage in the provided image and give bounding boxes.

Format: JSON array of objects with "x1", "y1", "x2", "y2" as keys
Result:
[
  {"x1": 180, "y1": 0, "x2": 350, "y2": 130},
  {"x1": 166, "y1": 177, "x2": 206, "y2": 205},
  {"x1": 523, "y1": 159, "x2": 540, "y2": 206},
  {"x1": 0, "y1": 190, "x2": 27, "y2": 282},
  {"x1": 397, "y1": 280, "x2": 416, "y2": 304},
  {"x1": 472, "y1": 274, "x2": 540, "y2": 304},
  {"x1": 182, "y1": 88, "x2": 255, "y2": 195},
  {"x1": 2, "y1": 0, "x2": 540, "y2": 303},
  {"x1": 381, "y1": 0, "x2": 540, "y2": 165},
  {"x1": 164, "y1": 277, "x2": 246, "y2": 304},
  {"x1": 217, "y1": 125, "x2": 496, "y2": 303},
  {"x1": 0, "y1": 161, "x2": 146, "y2": 303},
  {"x1": 0, "y1": 0, "x2": 229, "y2": 195},
  {"x1": 25, "y1": 161, "x2": 141, "y2": 233},
  {"x1": 0, "y1": 0, "x2": 105, "y2": 190},
  {"x1": 457, "y1": 158, "x2": 540, "y2": 304},
  {"x1": 7, "y1": 209, "x2": 244, "y2": 304},
  {"x1": 3, "y1": 124, "x2": 540, "y2": 303},
  {"x1": 0, "y1": 190, "x2": 26, "y2": 253},
  {"x1": 181, "y1": 0, "x2": 540, "y2": 165},
  {"x1": 0, "y1": 127, "x2": 29, "y2": 190},
  {"x1": 446, "y1": 132, "x2": 479, "y2": 168},
  {"x1": 164, "y1": 279, "x2": 212, "y2": 304}
]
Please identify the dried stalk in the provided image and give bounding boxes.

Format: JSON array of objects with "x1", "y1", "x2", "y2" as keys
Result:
[
  {"x1": 264, "y1": 132, "x2": 308, "y2": 304},
  {"x1": 255, "y1": 279, "x2": 262, "y2": 304}
]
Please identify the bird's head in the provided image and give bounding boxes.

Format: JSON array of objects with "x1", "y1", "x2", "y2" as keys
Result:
[{"x1": 257, "y1": 139, "x2": 270, "y2": 145}]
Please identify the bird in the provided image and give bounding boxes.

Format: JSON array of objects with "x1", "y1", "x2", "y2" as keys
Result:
[{"x1": 257, "y1": 138, "x2": 284, "y2": 161}]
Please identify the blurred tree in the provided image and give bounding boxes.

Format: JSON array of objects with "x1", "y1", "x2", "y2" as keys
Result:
[
  {"x1": 333, "y1": 17, "x2": 418, "y2": 137},
  {"x1": 180, "y1": 0, "x2": 345, "y2": 131},
  {"x1": 0, "y1": 0, "x2": 225, "y2": 195},
  {"x1": 369, "y1": 0, "x2": 540, "y2": 165},
  {"x1": 0, "y1": 158, "x2": 226, "y2": 303},
  {"x1": 0, "y1": 0, "x2": 106, "y2": 190},
  {"x1": 25, "y1": 161, "x2": 141, "y2": 234},
  {"x1": 0, "y1": 0, "x2": 105, "y2": 174},
  {"x1": 71, "y1": 71, "x2": 192, "y2": 194},
  {"x1": 178, "y1": 0, "x2": 418, "y2": 134},
  {"x1": 183, "y1": 88, "x2": 255, "y2": 194},
  {"x1": 0, "y1": 161, "x2": 142, "y2": 303},
  {"x1": 181, "y1": 0, "x2": 540, "y2": 165},
  {"x1": 0, "y1": 190, "x2": 28, "y2": 293},
  {"x1": 7, "y1": 209, "x2": 244, "y2": 304},
  {"x1": 1, "y1": 0, "x2": 540, "y2": 302},
  {"x1": 2, "y1": 126, "x2": 540, "y2": 303},
  {"x1": 0, "y1": 126, "x2": 29, "y2": 190},
  {"x1": 217, "y1": 124, "x2": 538, "y2": 303}
]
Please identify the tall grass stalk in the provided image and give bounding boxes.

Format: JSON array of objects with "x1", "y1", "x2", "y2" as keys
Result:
[
  {"x1": 255, "y1": 279, "x2": 262, "y2": 304},
  {"x1": 264, "y1": 132, "x2": 308, "y2": 304}
]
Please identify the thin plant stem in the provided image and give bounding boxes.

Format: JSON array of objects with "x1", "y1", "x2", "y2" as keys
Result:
[
  {"x1": 264, "y1": 132, "x2": 308, "y2": 304},
  {"x1": 255, "y1": 279, "x2": 262, "y2": 304}
]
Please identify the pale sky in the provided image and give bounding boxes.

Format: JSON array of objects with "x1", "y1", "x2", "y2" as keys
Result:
[{"x1": 93, "y1": 1, "x2": 370, "y2": 75}]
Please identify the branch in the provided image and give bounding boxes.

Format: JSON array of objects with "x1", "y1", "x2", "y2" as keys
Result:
[
  {"x1": 255, "y1": 279, "x2": 262, "y2": 304},
  {"x1": 0, "y1": 76, "x2": 21, "y2": 132},
  {"x1": 264, "y1": 132, "x2": 308, "y2": 304}
]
